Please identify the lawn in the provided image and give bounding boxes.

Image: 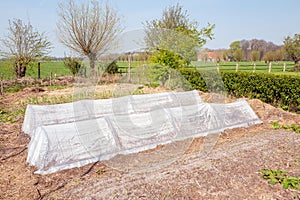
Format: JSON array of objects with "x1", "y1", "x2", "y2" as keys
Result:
[
  {"x1": 192, "y1": 61, "x2": 297, "y2": 74},
  {"x1": 0, "y1": 60, "x2": 298, "y2": 80},
  {"x1": 0, "y1": 61, "x2": 71, "y2": 80}
]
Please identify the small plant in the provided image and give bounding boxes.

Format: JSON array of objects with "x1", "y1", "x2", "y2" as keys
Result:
[
  {"x1": 294, "y1": 158, "x2": 300, "y2": 164},
  {"x1": 63, "y1": 57, "x2": 82, "y2": 76},
  {"x1": 261, "y1": 169, "x2": 300, "y2": 190},
  {"x1": 95, "y1": 169, "x2": 107, "y2": 175},
  {"x1": 271, "y1": 121, "x2": 280, "y2": 130},
  {"x1": 0, "y1": 109, "x2": 25, "y2": 123},
  {"x1": 271, "y1": 121, "x2": 300, "y2": 133},
  {"x1": 105, "y1": 61, "x2": 119, "y2": 74}
]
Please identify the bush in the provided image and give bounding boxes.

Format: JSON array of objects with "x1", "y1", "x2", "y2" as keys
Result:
[
  {"x1": 63, "y1": 57, "x2": 82, "y2": 76},
  {"x1": 179, "y1": 68, "x2": 300, "y2": 113},
  {"x1": 105, "y1": 61, "x2": 119, "y2": 74},
  {"x1": 289, "y1": 63, "x2": 300, "y2": 72}
]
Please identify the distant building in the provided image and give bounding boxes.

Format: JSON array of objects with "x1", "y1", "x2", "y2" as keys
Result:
[{"x1": 197, "y1": 50, "x2": 224, "y2": 62}]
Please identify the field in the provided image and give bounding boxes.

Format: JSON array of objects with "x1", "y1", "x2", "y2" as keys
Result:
[
  {"x1": 193, "y1": 61, "x2": 296, "y2": 73},
  {"x1": 0, "y1": 61, "x2": 298, "y2": 80},
  {"x1": 0, "y1": 61, "x2": 70, "y2": 80}
]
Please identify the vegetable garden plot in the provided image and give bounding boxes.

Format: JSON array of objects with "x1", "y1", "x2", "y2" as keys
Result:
[{"x1": 24, "y1": 91, "x2": 262, "y2": 174}]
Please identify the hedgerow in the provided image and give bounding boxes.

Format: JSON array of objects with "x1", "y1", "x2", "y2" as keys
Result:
[{"x1": 179, "y1": 68, "x2": 300, "y2": 113}]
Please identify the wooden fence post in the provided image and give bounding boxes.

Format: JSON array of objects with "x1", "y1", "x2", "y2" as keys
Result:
[
  {"x1": 38, "y1": 62, "x2": 41, "y2": 79},
  {"x1": 283, "y1": 63, "x2": 286, "y2": 72},
  {"x1": 253, "y1": 63, "x2": 256, "y2": 72},
  {"x1": 235, "y1": 63, "x2": 239, "y2": 72},
  {"x1": 0, "y1": 74, "x2": 3, "y2": 96},
  {"x1": 268, "y1": 62, "x2": 272, "y2": 73},
  {"x1": 50, "y1": 71, "x2": 52, "y2": 86},
  {"x1": 128, "y1": 53, "x2": 131, "y2": 83}
]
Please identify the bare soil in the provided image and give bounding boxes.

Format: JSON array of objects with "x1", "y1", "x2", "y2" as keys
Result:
[{"x1": 0, "y1": 83, "x2": 300, "y2": 200}]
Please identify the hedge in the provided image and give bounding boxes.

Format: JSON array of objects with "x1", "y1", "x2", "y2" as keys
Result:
[{"x1": 179, "y1": 68, "x2": 300, "y2": 113}]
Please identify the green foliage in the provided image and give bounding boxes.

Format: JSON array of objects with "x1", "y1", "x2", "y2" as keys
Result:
[
  {"x1": 272, "y1": 121, "x2": 280, "y2": 130},
  {"x1": 150, "y1": 50, "x2": 188, "y2": 69},
  {"x1": 105, "y1": 60, "x2": 119, "y2": 74},
  {"x1": 263, "y1": 50, "x2": 284, "y2": 63},
  {"x1": 229, "y1": 41, "x2": 244, "y2": 61},
  {"x1": 146, "y1": 65, "x2": 191, "y2": 90},
  {"x1": 229, "y1": 41, "x2": 241, "y2": 51},
  {"x1": 290, "y1": 63, "x2": 300, "y2": 72},
  {"x1": 63, "y1": 57, "x2": 82, "y2": 76},
  {"x1": 179, "y1": 68, "x2": 300, "y2": 113},
  {"x1": 272, "y1": 121, "x2": 300, "y2": 133},
  {"x1": 0, "y1": 109, "x2": 25, "y2": 123},
  {"x1": 233, "y1": 49, "x2": 243, "y2": 62},
  {"x1": 251, "y1": 50, "x2": 260, "y2": 62},
  {"x1": 145, "y1": 3, "x2": 214, "y2": 69},
  {"x1": 261, "y1": 169, "x2": 300, "y2": 190},
  {"x1": 147, "y1": 65, "x2": 172, "y2": 86},
  {"x1": 284, "y1": 34, "x2": 300, "y2": 64},
  {"x1": 0, "y1": 19, "x2": 52, "y2": 78}
]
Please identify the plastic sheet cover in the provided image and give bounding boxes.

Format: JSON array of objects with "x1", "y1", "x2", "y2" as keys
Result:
[
  {"x1": 24, "y1": 91, "x2": 262, "y2": 174},
  {"x1": 22, "y1": 90, "x2": 202, "y2": 135}
]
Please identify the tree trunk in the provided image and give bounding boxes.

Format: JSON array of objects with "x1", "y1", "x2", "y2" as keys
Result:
[
  {"x1": 20, "y1": 64, "x2": 26, "y2": 77},
  {"x1": 89, "y1": 53, "x2": 96, "y2": 76},
  {"x1": 15, "y1": 62, "x2": 27, "y2": 78}
]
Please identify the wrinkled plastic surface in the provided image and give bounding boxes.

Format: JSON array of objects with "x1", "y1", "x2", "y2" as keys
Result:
[
  {"x1": 24, "y1": 91, "x2": 262, "y2": 174},
  {"x1": 22, "y1": 90, "x2": 202, "y2": 135}
]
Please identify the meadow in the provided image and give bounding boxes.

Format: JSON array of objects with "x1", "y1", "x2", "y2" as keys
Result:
[{"x1": 0, "y1": 60, "x2": 298, "y2": 80}]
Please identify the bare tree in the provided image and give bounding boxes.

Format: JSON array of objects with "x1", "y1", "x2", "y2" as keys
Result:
[
  {"x1": 57, "y1": 0, "x2": 122, "y2": 73},
  {"x1": 0, "y1": 19, "x2": 52, "y2": 78}
]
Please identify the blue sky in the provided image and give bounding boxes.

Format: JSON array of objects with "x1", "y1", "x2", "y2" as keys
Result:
[{"x1": 1, "y1": 0, "x2": 299, "y2": 57}]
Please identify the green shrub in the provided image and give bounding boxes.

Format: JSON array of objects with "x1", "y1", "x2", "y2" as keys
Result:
[
  {"x1": 261, "y1": 169, "x2": 300, "y2": 190},
  {"x1": 63, "y1": 57, "x2": 82, "y2": 76},
  {"x1": 289, "y1": 63, "x2": 300, "y2": 72},
  {"x1": 105, "y1": 61, "x2": 119, "y2": 74},
  {"x1": 179, "y1": 68, "x2": 300, "y2": 113}
]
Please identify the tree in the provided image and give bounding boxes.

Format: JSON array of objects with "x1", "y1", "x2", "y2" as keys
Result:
[
  {"x1": 144, "y1": 3, "x2": 214, "y2": 69},
  {"x1": 230, "y1": 41, "x2": 241, "y2": 52},
  {"x1": 241, "y1": 40, "x2": 250, "y2": 60},
  {"x1": 283, "y1": 34, "x2": 300, "y2": 65},
  {"x1": 233, "y1": 49, "x2": 243, "y2": 62},
  {"x1": 229, "y1": 41, "x2": 243, "y2": 61},
  {"x1": 222, "y1": 50, "x2": 229, "y2": 62},
  {"x1": 0, "y1": 19, "x2": 51, "y2": 78},
  {"x1": 274, "y1": 48, "x2": 284, "y2": 62},
  {"x1": 57, "y1": 0, "x2": 122, "y2": 73},
  {"x1": 250, "y1": 50, "x2": 260, "y2": 62}
]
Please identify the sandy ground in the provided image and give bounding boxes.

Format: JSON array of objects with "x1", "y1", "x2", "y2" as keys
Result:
[{"x1": 0, "y1": 83, "x2": 300, "y2": 200}]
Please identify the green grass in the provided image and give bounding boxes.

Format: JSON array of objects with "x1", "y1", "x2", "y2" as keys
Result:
[
  {"x1": 191, "y1": 61, "x2": 298, "y2": 75},
  {"x1": 0, "y1": 61, "x2": 299, "y2": 80},
  {"x1": 26, "y1": 61, "x2": 71, "y2": 78},
  {"x1": 0, "y1": 61, "x2": 72, "y2": 80},
  {"x1": 0, "y1": 62, "x2": 15, "y2": 79}
]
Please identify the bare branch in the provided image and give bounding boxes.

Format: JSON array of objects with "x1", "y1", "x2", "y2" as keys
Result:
[{"x1": 57, "y1": 0, "x2": 122, "y2": 70}]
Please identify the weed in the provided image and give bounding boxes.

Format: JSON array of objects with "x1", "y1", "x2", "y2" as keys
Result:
[
  {"x1": 272, "y1": 121, "x2": 280, "y2": 130},
  {"x1": 261, "y1": 169, "x2": 300, "y2": 190},
  {"x1": 96, "y1": 169, "x2": 107, "y2": 175},
  {"x1": 271, "y1": 121, "x2": 300, "y2": 133},
  {"x1": 0, "y1": 109, "x2": 25, "y2": 123}
]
